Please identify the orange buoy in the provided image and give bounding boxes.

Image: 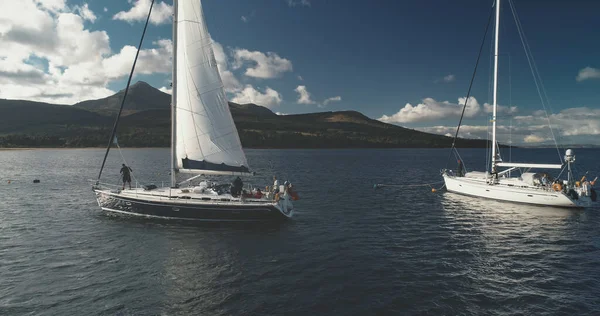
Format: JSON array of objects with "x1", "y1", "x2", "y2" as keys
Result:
[{"x1": 431, "y1": 188, "x2": 437, "y2": 193}]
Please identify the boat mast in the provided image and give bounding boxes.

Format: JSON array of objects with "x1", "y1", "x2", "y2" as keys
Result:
[
  {"x1": 491, "y1": 0, "x2": 500, "y2": 173},
  {"x1": 170, "y1": 0, "x2": 178, "y2": 187}
]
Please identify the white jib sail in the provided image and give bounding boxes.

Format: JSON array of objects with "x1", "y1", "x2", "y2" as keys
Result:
[{"x1": 174, "y1": 0, "x2": 249, "y2": 173}]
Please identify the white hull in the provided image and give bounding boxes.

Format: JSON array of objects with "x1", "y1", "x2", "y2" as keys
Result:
[{"x1": 443, "y1": 174, "x2": 592, "y2": 208}]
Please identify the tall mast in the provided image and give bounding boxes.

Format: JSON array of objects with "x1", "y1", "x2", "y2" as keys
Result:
[
  {"x1": 491, "y1": 0, "x2": 500, "y2": 172},
  {"x1": 170, "y1": 0, "x2": 178, "y2": 187}
]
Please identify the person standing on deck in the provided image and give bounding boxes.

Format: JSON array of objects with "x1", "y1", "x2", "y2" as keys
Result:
[
  {"x1": 457, "y1": 160, "x2": 464, "y2": 177},
  {"x1": 273, "y1": 176, "x2": 280, "y2": 193},
  {"x1": 120, "y1": 164, "x2": 133, "y2": 190}
]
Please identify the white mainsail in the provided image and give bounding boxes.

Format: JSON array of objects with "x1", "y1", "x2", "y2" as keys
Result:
[{"x1": 174, "y1": 0, "x2": 249, "y2": 173}]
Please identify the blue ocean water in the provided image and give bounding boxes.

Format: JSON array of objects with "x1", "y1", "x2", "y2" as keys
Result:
[{"x1": 0, "y1": 148, "x2": 599, "y2": 315}]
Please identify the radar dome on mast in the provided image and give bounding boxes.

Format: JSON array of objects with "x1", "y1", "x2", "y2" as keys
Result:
[{"x1": 565, "y1": 149, "x2": 575, "y2": 163}]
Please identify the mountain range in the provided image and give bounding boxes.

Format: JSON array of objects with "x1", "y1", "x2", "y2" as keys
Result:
[{"x1": 0, "y1": 81, "x2": 490, "y2": 148}]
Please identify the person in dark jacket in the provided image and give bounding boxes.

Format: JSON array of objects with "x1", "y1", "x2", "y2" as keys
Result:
[
  {"x1": 457, "y1": 160, "x2": 464, "y2": 177},
  {"x1": 120, "y1": 164, "x2": 133, "y2": 189},
  {"x1": 231, "y1": 176, "x2": 243, "y2": 197}
]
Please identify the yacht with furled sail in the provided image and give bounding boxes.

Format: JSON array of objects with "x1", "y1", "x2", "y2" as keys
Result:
[
  {"x1": 441, "y1": 0, "x2": 597, "y2": 208},
  {"x1": 92, "y1": 0, "x2": 297, "y2": 220}
]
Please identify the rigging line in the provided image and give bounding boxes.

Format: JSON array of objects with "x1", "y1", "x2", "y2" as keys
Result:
[
  {"x1": 507, "y1": 0, "x2": 562, "y2": 163},
  {"x1": 445, "y1": 1, "x2": 496, "y2": 170},
  {"x1": 96, "y1": 0, "x2": 155, "y2": 183}
]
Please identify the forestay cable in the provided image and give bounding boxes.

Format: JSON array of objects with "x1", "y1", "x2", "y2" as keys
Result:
[
  {"x1": 445, "y1": 2, "x2": 496, "y2": 170},
  {"x1": 96, "y1": 0, "x2": 156, "y2": 184}
]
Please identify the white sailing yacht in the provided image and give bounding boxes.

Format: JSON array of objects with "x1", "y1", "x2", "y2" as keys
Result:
[
  {"x1": 442, "y1": 0, "x2": 596, "y2": 208},
  {"x1": 93, "y1": 0, "x2": 296, "y2": 220}
]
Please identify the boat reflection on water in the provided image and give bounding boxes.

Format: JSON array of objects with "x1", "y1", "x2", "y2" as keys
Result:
[{"x1": 435, "y1": 192, "x2": 597, "y2": 311}]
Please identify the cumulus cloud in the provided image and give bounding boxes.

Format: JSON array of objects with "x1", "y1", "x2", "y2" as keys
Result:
[
  {"x1": 294, "y1": 85, "x2": 315, "y2": 104},
  {"x1": 159, "y1": 86, "x2": 172, "y2": 94},
  {"x1": 576, "y1": 66, "x2": 600, "y2": 82},
  {"x1": 73, "y1": 3, "x2": 96, "y2": 22},
  {"x1": 323, "y1": 96, "x2": 341, "y2": 105},
  {"x1": 523, "y1": 135, "x2": 548, "y2": 143},
  {"x1": 379, "y1": 96, "x2": 518, "y2": 123},
  {"x1": 293, "y1": 86, "x2": 341, "y2": 107},
  {"x1": 414, "y1": 106, "x2": 600, "y2": 145},
  {"x1": 0, "y1": 0, "x2": 291, "y2": 109},
  {"x1": 0, "y1": 0, "x2": 174, "y2": 104},
  {"x1": 287, "y1": 0, "x2": 311, "y2": 7},
  {"x1": 113, "y1": 0, "x2": 172, "y2": 25},
  {"x1": 379, "y1": 97, "x2": 481, "y2": 123},
  {"x1": 211, "y1": 40, "x2": 242, "y2": 93},
  {"x1": 231, "y1": 85, "x2": 282, "y2": 108},
  {"x1": 483, "y1": 102, "x2": 518, "y2": 114},
  {"x1": 515, "y1": 107, "x2": 600, "y2": 137},
  {"x1": 233, "y1": 49, "x2": 293, "y2": 79}
]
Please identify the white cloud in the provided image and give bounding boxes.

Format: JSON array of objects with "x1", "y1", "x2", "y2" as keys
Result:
[
  {"x1": 287, "y1": 0, "x2": 311, "y2": 7},
  {"x1": 233, "y1": 49, "x2": 293, "y2": 79},
  {"x1": 413, "y1": 106, "x2": 600, "y2": 145},
  {"x1": 35, "y1": 0, "x2": 67, "y2": 13},
  {"x1": 113, "y1": 0, "x2": 172, "y2": 25},
  {"x1": 73, "y1": 3, "x2": 96, "y2": 23},
  {"x1": 231, "y1": 85, "x2": 282, "y2": 108},
  {"x1": 483, "y1": 102, "x2": 518, "y2": 115},
  {"x1": 442, "y1": 74, "x2": 455, "y2": 83},
  {"x1": 576, "y1": 66, "x2": 600, "y2": 82},
  {"x1": 212, "y1": 40, "x2": 241, "y2": 93},
  {"x1": 0, "y1": 0, "x2": 293, "y2": 109},
  {"x1": 523, "y1": 135, "x2": 547, "y2": 143},
  {"x1": 101, "y1": 39, "x2": 172, "y2": 80},
  {"x1": 515, "y1": 107, "x2": 600, "y2": 137},
  {"x1": 240, "y1": 10, "x2": 255, "y2": 23},
  {"x1": 297, "y1": 75, "x2": 303, "y2": 81},
  {"x1": 0, "y1": 0, "x2": 173, "y2": 104},
  {"x1": 104, "y1": 7, "x2": 108, "y2": 12},
  {"x1": 323, "y1": 96, "x2": 341, "y2": 105},
  {"x1": 159, "y1": 86, "x2": 172, "y2": 94},
  {"x1": 379, "y1": 97, "x2": 482, "y2": 123},
  {"x1": 294, "y1": 85, "x2": 315, "y2": 104},
  {"x1": 379, "y1": 96, "x2": 518, "y2": 123}
]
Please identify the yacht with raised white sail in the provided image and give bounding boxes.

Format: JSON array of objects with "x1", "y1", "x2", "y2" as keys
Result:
[{"x1": 92, "y1": 0, "x2": 297, "y2": 220}]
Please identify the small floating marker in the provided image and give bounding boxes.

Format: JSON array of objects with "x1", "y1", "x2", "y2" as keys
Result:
[
  {"x1": 7, "y1": 180, "x2": 11, "y2": 184},
  {"x1": 431, "y1": 188, "x2": 437, "y2": 193},
  {"x1": 33, "y1": 179, "x2": 40, "y2": 183}
]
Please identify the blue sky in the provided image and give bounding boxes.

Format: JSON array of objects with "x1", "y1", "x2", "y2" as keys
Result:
[{"x1": 1, "y1": 0, "x2": 599, "y2": 144}]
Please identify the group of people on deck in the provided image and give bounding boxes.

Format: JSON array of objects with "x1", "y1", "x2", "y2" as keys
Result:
[
  {"x1": 117, "y1": 163, "x2": 297, "y2": 200},
  {"x1": 228, "y1": 175, "x2": 294, "y2": 200}
]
